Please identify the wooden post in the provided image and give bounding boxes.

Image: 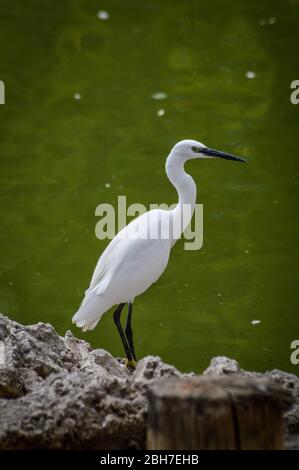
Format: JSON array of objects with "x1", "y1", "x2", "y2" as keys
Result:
[{"x1": 147, "y1": 376, "x2": 293, "y2": 450}]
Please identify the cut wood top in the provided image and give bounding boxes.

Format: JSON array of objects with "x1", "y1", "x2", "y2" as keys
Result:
[{"x1": 147, "y1": 376, "x2": 294, "y2": 411}]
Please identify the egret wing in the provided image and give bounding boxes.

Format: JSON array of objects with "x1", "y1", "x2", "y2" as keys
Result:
[{"x1": 86, "y1": 236, "x2": 121, "y2": 293}]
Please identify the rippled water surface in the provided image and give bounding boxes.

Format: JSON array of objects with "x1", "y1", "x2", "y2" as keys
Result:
[{"x1": 0, "y1": 0, "x2": 299, "y2": 373}]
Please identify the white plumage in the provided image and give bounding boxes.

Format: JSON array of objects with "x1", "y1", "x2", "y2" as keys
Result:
[
  {"x1": 72, "y1": 139, "x2": 246, "y2": 361},
  {"x1": 73, "y1": 209, "x2": 172, "y2": 331}
]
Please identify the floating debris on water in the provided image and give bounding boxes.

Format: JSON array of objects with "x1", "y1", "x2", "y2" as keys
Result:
[
  {"x1": 157, "y1": 108, "x2": 165, "y2": 117},
  {"x1": 268, "y1": 17, "x2": 277, "y2": 24},
  {"x1": 251, "y1": 320, "x2": 261, "y2": 325},
  {"x1": 74, "y1": 93, "x2": 81, "y2": 100},
  {"x1": 246, "y1": 71, "x2": 256, "y2": 79},
  {"x1": 259, "y1": 17, "x2": 277, "y2": 26},
  {"x1": 105, "y1": 182, "x2": 111, "y2": 188},
  {"x1": 152, "y1": 92, "x2": 167, "y2": 100},
  {"x1": 97, "y1": 10, "x2": 109, "y2": 20}
]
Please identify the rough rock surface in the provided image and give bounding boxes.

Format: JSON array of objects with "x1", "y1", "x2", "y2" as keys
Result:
[
  {"x1": 205, "y1": 356, "x2": 299, "y2": 449},
  {"x1": 0, "y1": 314, "x2": 298, "y2": 449}
]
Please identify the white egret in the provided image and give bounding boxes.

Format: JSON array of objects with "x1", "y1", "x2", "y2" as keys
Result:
[{"x1": 72, "y1": 140, "x2": 247, "y2": 368}]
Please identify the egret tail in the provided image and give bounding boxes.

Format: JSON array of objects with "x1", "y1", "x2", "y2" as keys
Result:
[{"x1": 72, "y1": 288, "x2": 111, "y2": 331}]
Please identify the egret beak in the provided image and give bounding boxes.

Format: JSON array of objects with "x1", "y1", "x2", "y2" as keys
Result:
[{"x1": 201, "y1": 147, "x2": 247, "y2": 163}]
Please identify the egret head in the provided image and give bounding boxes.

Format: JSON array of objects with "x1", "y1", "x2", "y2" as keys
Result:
[{"x1": 172, "y1": 139, "x2": 247, "y2": 163}]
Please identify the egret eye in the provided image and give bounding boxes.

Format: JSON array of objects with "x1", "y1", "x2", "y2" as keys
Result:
[{"x1": 191, "y1": 146, "x2": 201, "y2": 153}]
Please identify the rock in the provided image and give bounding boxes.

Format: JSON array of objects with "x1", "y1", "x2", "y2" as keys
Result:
[
  {"x1": 202, "y1": 355, "x2": 299, "y2": 442},
  {"x1": 203, "y1": 356, "x2": 241, "y2": 376},
  {"x1": 0, "y1": 313, "x2": 298, "y2": 449},
  {"x1": 80, "y1": 349, "x2": 130, "y2": 379},
  {"x1": 0, "y1": 313, "x2": 167, "y2": 449},
  {"x1": 285, "y1": 432, "x2": 299, "y2": 450},
  {"x1": 285, "y1": 404, "x2": 299, "y2": 434},
  {"x1": 134, "y1": 355, "x2": 190, "y2": 382},
  {"x1": 0, "y1": 370, "x2": 146, "y2": 449},
  {"x1": 0, "y1": 315, "x2": 78, "y2": 381},
  {"x1": 0, "y1": 368, "x2": 24, "y2": 398}
]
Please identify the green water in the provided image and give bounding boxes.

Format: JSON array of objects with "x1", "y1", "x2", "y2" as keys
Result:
[{"x1": 0, "y1": 0, "x2": 298, "y2": 374}]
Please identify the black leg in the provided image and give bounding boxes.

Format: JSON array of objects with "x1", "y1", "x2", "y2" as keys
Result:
[
  {"x1": 125, "y1": 302, "x2": 137, "y2": 362},
  {"x1": 113, "y1": 303, "x2": 132, "y2": 362}
]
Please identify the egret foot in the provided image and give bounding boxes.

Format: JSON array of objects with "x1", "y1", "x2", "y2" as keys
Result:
[{"x1": 125, "y1": 358, "x2": 137, "y2": 370}]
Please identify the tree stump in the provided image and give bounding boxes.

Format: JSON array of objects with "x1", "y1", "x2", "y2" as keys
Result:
[{"x1": 147, "y1": 376, "x2": 293, "y2": 450}]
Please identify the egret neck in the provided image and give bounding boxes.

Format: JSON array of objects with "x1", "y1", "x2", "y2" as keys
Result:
[{"x1": 166, "y1": 148, "x2": 197, "y2": 244}]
